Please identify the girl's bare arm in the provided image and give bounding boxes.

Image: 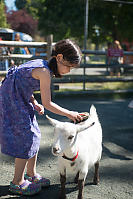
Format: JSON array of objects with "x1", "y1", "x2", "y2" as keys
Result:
[{"x1": 32, "y1": 68, "x2": 81, "y2": 122}]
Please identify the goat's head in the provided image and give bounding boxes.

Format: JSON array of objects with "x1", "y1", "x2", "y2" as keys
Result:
[{"x1": 46, "y1": 105, "x2": 98, "y2": 156}]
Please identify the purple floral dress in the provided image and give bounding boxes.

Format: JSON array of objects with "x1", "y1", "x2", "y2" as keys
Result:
[{"x1": 0, "y1": 59, "x2": 50, "y2": 159}]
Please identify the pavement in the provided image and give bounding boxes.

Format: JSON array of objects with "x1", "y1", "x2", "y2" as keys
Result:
[{"x1": 0, "y1": 94, "x2": 133, "y2": 199}]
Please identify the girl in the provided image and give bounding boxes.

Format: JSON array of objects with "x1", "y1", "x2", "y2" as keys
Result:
[
  {"x1": 107, "y1": 40, "x2": 124, "y2": 77},
  {"x1": 0, "y1": 39, "x2": 83, "y2": 195}
]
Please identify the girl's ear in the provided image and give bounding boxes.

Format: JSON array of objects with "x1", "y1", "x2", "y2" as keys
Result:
[{"x1": 56, "y1": 54, "x2": 63, "y2": 62}]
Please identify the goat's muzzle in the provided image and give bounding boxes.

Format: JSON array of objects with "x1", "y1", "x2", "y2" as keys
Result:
[{"x1": 52, "y1": 147, "x2": 60, "y2": 155}]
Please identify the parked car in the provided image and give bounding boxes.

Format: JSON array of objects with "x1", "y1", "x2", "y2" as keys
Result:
[{"x1": 0, "y1": 28, "x2": 33, "y2": 42}]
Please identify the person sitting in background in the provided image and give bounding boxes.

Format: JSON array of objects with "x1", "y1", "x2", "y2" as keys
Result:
[
  {"x1": 107, "y1": 40, "x2": 124, "y2": 77},
  {"x1": 0, "y1": 37, "x2": 9, "y2": 71},
  {"x1": 10, "y1": 33, "x2": 30, "y2": 66},
  {"x1": 13, "y1": 33, "x2": 30, "y2": 54}
]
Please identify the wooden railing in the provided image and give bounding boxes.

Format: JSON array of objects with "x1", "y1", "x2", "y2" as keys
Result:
[{"x1": 0, "y1": 38, "x2": 133, "y2": 93}]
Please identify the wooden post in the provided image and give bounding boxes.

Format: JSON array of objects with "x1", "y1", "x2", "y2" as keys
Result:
[
  {"x1": 83, "y1": 0, "x2": 89, "y2": 91},
  {"x1": 46, "y1": 35, "x2": 55, "y2": 97},
  {"x1": 46, "y1": 34, "x2": 53, "y2": 60}
]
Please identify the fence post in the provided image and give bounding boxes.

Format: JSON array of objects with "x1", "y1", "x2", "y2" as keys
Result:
[
  {"x1": 46, "y1": 35, "x2": 55, "y2": 97},
  {"x1": 46, "y1": 34, "x2": 53, "y2": 60},
  {"x1": 83, "y1": 56, "x2": 86, "y2": 91}
]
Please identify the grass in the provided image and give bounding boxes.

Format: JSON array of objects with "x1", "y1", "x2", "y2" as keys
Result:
[
  {"x1": 56, "y1": 82, "x2": 133, "y2": 92},
  {"x1": 34, "y1": 80, "x2": 133, "y2": 100}
]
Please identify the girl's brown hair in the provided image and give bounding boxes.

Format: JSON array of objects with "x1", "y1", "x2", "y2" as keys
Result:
[{"x1": 48, "y1": 39, "x2": 82, "y2": 78}]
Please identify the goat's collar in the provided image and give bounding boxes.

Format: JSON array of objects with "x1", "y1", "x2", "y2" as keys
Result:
[{"x1": 62, "y1": 151, "x2": 79, "y2": 162}]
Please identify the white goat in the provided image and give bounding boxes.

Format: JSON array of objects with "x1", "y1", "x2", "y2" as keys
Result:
[{"x1": 47, "y1": 105, "x2": 102, "y2": 199}]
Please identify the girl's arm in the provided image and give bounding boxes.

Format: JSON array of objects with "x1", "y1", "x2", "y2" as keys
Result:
[
  {"x1": 119, "y1": 57, "x2": 124, "y2": 64},
  {"x1": 30, "y1": 95, "x2": 44, "y2": 115},
  {"x1": 32, "y1": 68, "x2": 82, "y2": 123},
  {"x1": 120, "y1": 50, "x2": 124, "y2": 64},
  {"x1": 24, "y1": 47, "x2": 30, "y2": 54}
]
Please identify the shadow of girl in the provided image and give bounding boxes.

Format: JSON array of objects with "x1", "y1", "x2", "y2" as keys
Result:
[{"x1": 0, "y1": 185, "x2": 10, "y2": 197}]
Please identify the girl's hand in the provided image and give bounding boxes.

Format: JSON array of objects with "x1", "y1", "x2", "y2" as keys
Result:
[
  {"x1": 34, "y1": 104, "x2": 44, "y2": 115},
  {"x1": 67, "y1": 111, "x2": 82, "y2": 123}
]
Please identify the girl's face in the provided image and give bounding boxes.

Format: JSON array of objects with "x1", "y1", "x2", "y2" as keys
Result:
[{"x1": 56, "y1": 54, "x2": 76, "y2": 75}]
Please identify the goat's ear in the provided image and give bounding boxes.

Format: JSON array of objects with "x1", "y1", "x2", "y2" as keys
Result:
[
  {"x1": 76, "y1": 121, "x2": 94, "y2": 133},
  {"x1": 46, "y1": 115, "x2": 61, "y2": 126},
  {"x1": 90, "y1": 104, "x2": 96, "y2": 114},
  {"x1": 90, "y1": 104, "x2": 98, "y2": 118}
]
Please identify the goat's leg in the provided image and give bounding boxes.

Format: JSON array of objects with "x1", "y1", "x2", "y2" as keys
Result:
[
  {"x1": 59, "y1": 173, "x2": 67, "y2": 199},
  {"x1": 77, "y1": 179, "x2": 84, "y2": 199},
  {"x1": 74, "y1": 171, "x2": 79, "y2": 183},
  {"x1": 93, "y1": 162, "x2": 100, "y2": 185}
]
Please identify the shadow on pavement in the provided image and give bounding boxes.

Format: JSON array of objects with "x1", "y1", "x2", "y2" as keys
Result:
[
  {"x1": 102, "y1": 145, "x2": 132, "y2": 160},
  {"x1": 0, "y1": 184, "x2": 59, "y2": 199}
]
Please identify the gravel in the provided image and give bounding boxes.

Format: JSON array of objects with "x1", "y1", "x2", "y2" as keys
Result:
[{"x1": 0, "y1": 95, "x2": 133, "y2": 199}]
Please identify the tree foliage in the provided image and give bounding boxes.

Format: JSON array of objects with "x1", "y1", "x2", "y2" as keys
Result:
[
  {"x1": 0, "y1": 0, "x2": 9, "y2": 28},
  {"x1": 14, "y1": 0, "x2": 133, "y2": 43},
  {"x1": 7, "y1": 9, "x2": 38, "y2": 36},
  {"x1": 89, "y1": 0, "x2": 133, "y2": 42},
  {"x1": 15, "y1": 0, "x2": 85, "y2": 41}
]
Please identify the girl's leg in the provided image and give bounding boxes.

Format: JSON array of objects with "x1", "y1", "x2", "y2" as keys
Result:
[
  {"x1": 25, "y1": 154, "x2": 50, "y2": 187},
  {"x1": 10, "y1": 157, "x2": 41, "y2": 195},
  {"x1": 12, "y1": 158, "x2": 28, "y2": 185},
  {"x1": 26, "y1": 154, "x2": 37, "y2": 177}
]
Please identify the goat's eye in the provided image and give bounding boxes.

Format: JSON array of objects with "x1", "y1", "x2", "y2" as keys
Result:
[{"x1": 68, "y1": 135, "x2": 74, "y2": 140}]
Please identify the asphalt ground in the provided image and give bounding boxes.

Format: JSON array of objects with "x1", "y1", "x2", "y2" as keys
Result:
[{"x1": 0, "y1": 94, "x2": 133, "y2": 199}]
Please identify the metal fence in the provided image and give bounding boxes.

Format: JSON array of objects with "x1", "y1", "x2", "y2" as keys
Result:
[{"x1": 0, "y1": 38, "x2": 133, "y2": 92}]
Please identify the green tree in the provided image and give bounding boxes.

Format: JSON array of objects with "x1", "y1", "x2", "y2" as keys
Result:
[
  {"x1": 15, "y1": 0, "x2": 27, "y2": 10},
  {"x1": 89, "y1": 0, "x2": 133, "y2": 42},
  {"x1": 15, "y1": 0, "x2": 133, "y2": 43},
  {"x1": 15, "y1": 0, "x2": 85, "y2": 41},
  {"x1": 0, "y1": 0, "x2": 9, "y2": 28},
  {"x1": 7, "y1": 9, "x2": 38, "y2": 37}
]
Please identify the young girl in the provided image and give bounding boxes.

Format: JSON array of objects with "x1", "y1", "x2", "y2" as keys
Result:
[
  {"x1": 0, "y1": 39, "x2": 83, "y2": 195},
  {"x1": 107, "y1": 40, "x2": 124, "y2": 77}
]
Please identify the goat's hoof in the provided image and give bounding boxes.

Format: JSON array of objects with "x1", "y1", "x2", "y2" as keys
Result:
[
  {"x1": 93, "y1": 178, "x2": 99, "y2": 185},
  {"x1": 77, "y1": 196, "x2": 83, "y2": 199}
]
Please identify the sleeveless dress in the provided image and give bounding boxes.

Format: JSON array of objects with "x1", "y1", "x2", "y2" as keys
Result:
[{"x1": 0, "y1": 59, "x2": 50, "y2": 159}]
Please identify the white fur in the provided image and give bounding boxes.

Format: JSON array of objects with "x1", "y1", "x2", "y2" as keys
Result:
[{"x1": 47, "y1": 105, "x2": 102, "y2": 181}]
